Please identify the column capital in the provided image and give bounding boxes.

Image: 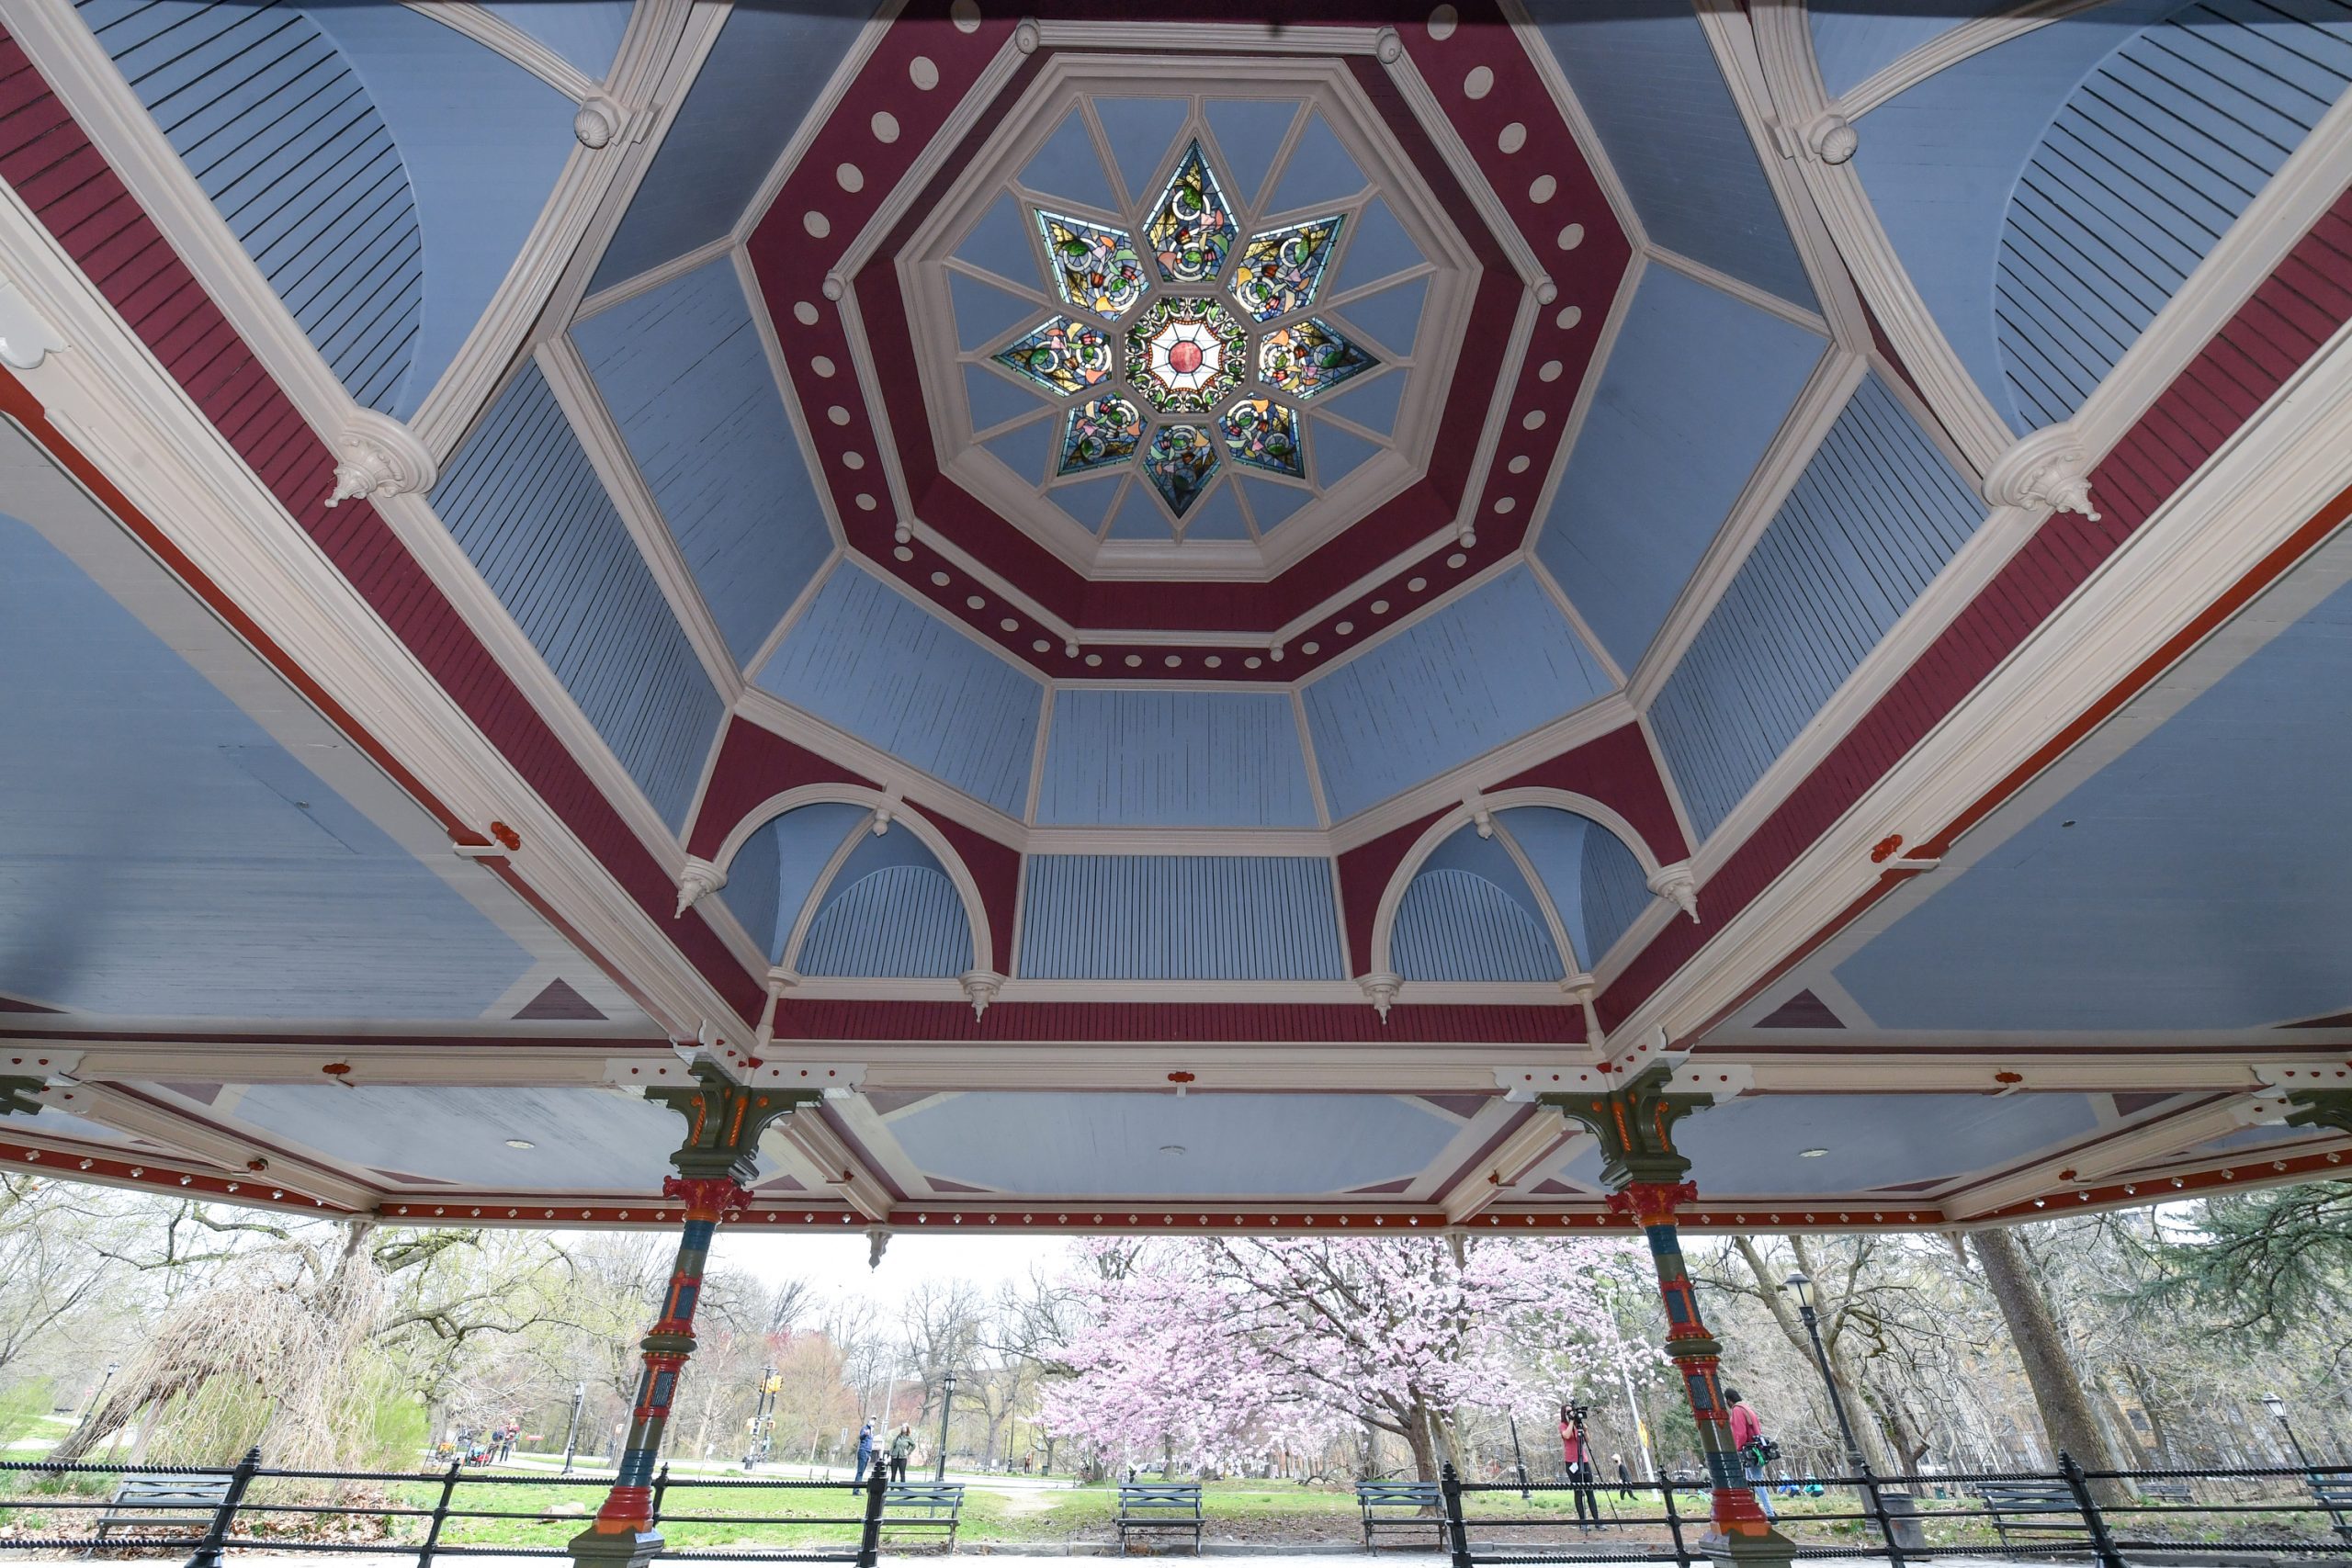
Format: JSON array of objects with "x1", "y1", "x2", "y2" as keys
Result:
[
  {"x1": 1539, "y1": 1062, "x2": 1712, "y2": 1190},
  {"x1": 648, "y1": 1062, "x2": 823, "y2": 1187},
  {"x1": 2285, "y1": 1088, "x2": 2352, "y2": 1137}
]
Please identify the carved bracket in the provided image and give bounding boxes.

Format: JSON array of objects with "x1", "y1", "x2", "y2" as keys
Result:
[
  {"x1": 325, "y1": 410, "x2": 436, "y2": 509},
  {"x1": 1984, "y1": 422, "x2": 2101, "y2": 521},
  {"x1": 1359, "y1": 971, "x2": 1403, "y2": 1022},
  {"x1": 674, "y1": 855, "x2": 728, "y2": 918},
  {"x1": 1646, "y1": 861, "x2": 1701, "y2": 922}
]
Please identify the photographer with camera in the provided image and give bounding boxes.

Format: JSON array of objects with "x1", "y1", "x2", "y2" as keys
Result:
[
  {"x1": 1558, "y1": 1402, "x2": 1600, "y2": 1529},
  {"x1": 1722, "y1": 1387, "x2": 1779, "y2": 1519}
]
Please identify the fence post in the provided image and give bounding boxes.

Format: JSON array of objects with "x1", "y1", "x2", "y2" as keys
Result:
[
  {"x1": 1657, "y1": 1476, "x2": 1690, "y2": 1568},
  {"x1": 650, "y1": 1461, "x2": 671, "y2": 1539},
  {"x1": 415, "y1": 1461, "x2": 461, "y2": 1568},
  {"x1": 1440, "y1": 1461, "x2": 1473, "y2": 1568},
  {"x1": 2057, "y1": 1450, "x2": 2125, "y2": 1568},
  {"x1": 856, "y1": 1459, "x2": 888, "y2": 1568},
  {"x1": 1858, "y1": 1460, "x2": 1905, "y2": 1568},
  {"x1": 184, "y1": 1446, "x2": 261, "y2": 1568}
]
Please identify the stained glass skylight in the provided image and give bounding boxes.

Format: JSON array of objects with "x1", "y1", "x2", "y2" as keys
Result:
[
  {"x1": 1260, "y1": 318, "x2": 1376, "y2": 400},
  {"x1": 1037, "y1": 211, "x2": 1146, "y2": 318},
  {"x1": 1142, "y1": 423, "x2": 1220, "y2": 517},
  {"x1": 995, "y1": 316, "x2": 1115, "y2": 396},
  {"x1": 1126, "y1": 297, "x2": 1246, "y2": 414},
  {"x1": 1145, "y1": 144, "x2": 1235, "y2": 285},
  {"x1": 1232, "y1": 215, "x2": 1344, "y2": 322},
  {"x1": 1059, "y1": 397, "x2": 1144, "y2": 475},
  {"x1": 1219, "y1": 398, "x2": 1303, "y2": 478}
]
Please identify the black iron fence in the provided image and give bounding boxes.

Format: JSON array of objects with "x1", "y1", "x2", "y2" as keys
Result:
[
  {"x1": 1441, "y1": 1451, "x2": 2352, "y2": 1568},
  {"x1": 0, "y1": 1453, "x2": 893, "y2": 1563}
]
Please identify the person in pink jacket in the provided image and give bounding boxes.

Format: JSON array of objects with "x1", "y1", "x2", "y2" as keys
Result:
[{"x1": 1723, "y1": 1388, "x2": 1776, "y2": 1519}]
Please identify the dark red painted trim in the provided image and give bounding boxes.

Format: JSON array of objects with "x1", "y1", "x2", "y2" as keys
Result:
[
  {"x1": 766, "y1": 998, "x2": 1585, "y2": 1043},
  {"x1": 684, "y1": 717, "x2": 877, "y2": 861}
]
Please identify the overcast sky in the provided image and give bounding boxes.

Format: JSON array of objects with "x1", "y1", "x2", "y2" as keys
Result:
[{"x1": 717, "y1": 1229, "x2": 1072, "y2": 1314}]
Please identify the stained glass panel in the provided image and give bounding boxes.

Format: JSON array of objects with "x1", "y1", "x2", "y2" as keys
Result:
[
  {"x1": 1218, "y1": 397, "x2": 1304, "y2": 478},
  {"x1": 1057, "y1": 397, "x2": 1144, "y2": 475},
  {"x1": 993, "y1": 315, "x2": 1115, "y2": 396},
  {"x1": 1125, "y1": 297, "x2": 1246, "y2": 414},
  {"x1": 1142, "y1": 423, "x2": 1220, "y2": 518},
  {"x1": 1035, "y1": 211, "x2": 1145, "y2": 319},
  {"x1": 1144, "y1": 143, "x2": 1236, "y2": 286},
  {"x1": 1232, "y1": 214, "x2": 1345, "y2": 322},
  {"x1": 1259, "y1": 317, "x2": 1378, "y2": 400}
]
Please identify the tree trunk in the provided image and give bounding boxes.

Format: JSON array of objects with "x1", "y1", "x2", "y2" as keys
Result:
[
  {"x1": 1971, "y1": 1226, "x2": 2122, "y2": 1492},
  {"x1": 1731, "y1": 1236, "x2": 1894, "y2": 1470},
  {"x1": 1402, "y1": 1409, "x2": 1440, "y2": 1483}
]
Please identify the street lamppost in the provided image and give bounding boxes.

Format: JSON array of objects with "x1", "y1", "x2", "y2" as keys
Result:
[
  {"x1": 1784, "y1": 1272, "x2": 1866, "y2": 1475},
  {"x1": 560, "y1": 1382, "x2": 586, "y2": 1475},
  {"x1": 75, "y1": 1362, "x2": 118, "y2": 1430},
  {"x1": 743, "y1": 1362, "x2": 777, "y2": 1472},
  {"x1": 1507, "y1": 1411, "x2": 1531, "y2": 1498},
  {"x1": 934, "y1": 1371, "x2": 958, "y2": 1482},
  {"x1": 2262, "y1": 1393, "x2": 2350, "y2": 1541}
]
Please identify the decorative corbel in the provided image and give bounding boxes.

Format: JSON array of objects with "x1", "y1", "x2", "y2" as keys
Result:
[
  {"x1": 752, "y1": 968, "x2": 800, "y2": 1050},
  {"x1": 325, "y1": 410, "x2": 436, "y2": 508},
  {"x1": 1561, "y1": 971, "x2": 1601, "y2": 1047},
  {"x1": 866, "y1": 1227, "x2": 891, "y2": 1269},
  {"x1": 1360, "y1": 971, "x2": 1403, "y2": 1022},
  {"x1": 1646, "y1": 861, "x2": 1700, "y2": 922},
  {"x1": 0, "y1": 1077, "x2": 46, "y2": 1118},
  {"x1": 959, "y1": 969, "x2": 1005, "y2": 1020},
  {"x1": 571, "y1": 94, "x2": 631, "y2": 150},
  {"x1": 1466, "y1": 795, "x2": 1495, "y2": 839},
  {"x1": 0, "y1": 277, "x2": 67, "y2": 371},
  {"x1": 1984, "y1": 422, "x2": 2101, "y2": 521},
  {"x1": 674, "y1": 854, "x2": 728, "y2": 918}
]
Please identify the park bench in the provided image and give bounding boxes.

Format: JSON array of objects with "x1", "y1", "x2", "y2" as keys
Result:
[
  {"x1": 1356, "y1": 1481, "x2": 1443, "y2": 1551},
  {"x1": 1115, "y1": 1482, "x2": 1204, "y2": 1553},
  {"x1": 1974, "y1": 1478, "x2": 2094, "y2": 1551},
  {"x1": 90, "y1": 1472, "x2": 232, "y2": 1543},
  {"x1": 2135, "y1": 1478, "x2": 2193, "y2": 1506},
  {"x1": 880, "y1": 1483, "x2": 967, "y2": 1551}
]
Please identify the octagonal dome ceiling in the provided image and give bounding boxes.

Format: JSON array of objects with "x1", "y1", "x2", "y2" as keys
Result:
[{"x1": 909, "y1": 76, "x2": 1468, "y2": 565}]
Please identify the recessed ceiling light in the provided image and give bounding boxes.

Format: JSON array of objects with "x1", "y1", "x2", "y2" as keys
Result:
[
  {"x1": 1798, "y1": 1147, "x2": 1829, "y2": 1158},
  {"x1": 504, "y1": 1138, "x2": 536, "y2": 1150},
  {"x1": 1159, "y1": 1145, "x2": 1187, "y2": 1156}
]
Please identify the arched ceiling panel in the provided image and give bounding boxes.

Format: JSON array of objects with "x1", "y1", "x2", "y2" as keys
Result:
[
  {"x1": 799, "y1": 863, "x2": 967, "y2": 977},
  {"x1": 1525, "y1": 0, "x2": 1817, "y2": 310},
  {"x1": 1495, "y1": 805, "x2": 1650, "y2": 967},
  {"x1": 573, "y1": 254, "x2": 835, "y2": 666},
  {"x1": 1533, "y1": 264, "x2": 1826, "y2": 671},
  {"x1": 1806, "y1": 0, "x2": 2008, "y2": 101},
  {"x1": 588, "y1": 0, "x2": 874, "y2": 294},
  {"x1": 479, "y1": 0, "x2": 633, "y2": 81},
  {"x1": 1392, "y1": 868, "x2": 1561, "y2": 982},
  {"x1": 717, "y1": 800, "x2": 868, "y2": 964}
]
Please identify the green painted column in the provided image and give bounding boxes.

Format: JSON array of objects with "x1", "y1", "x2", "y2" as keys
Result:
[
  {"x1": 570, "y1": 1066, "x2": 821, "y2": 1568},
  {"x1": 1544, "y1": 1066, "x2": 1794, "y2": 1568}
]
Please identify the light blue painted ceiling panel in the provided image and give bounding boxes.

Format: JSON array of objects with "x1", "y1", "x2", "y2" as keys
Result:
[
  {"x1": 1021, "y1": 107, "x2": 1118, "y2": 211},
  {"x1": 1497, "y1": 806, "x2": 1619, "y2": 967},
  {"x1": 1676, "y1": 1092, "x2": 2101, "y2": 1196},
  {"x1": 0, "y1": 512, "x2": 529, "y2": 1019},
  {"x1": 590, "y1": 0, "x2": 873, "y2": 292},
  {"x1": 1536, "y1": 265, "x2": 1826, "y2": 670},
  {"x1": 304, "y1": 0, "x2": 577, "y2": 410},
  {"x1": 1038, "y1": 690, "x2": 1318, "y2": 828},
  {"x1": 1834, "y1": 572, "x2": 2352, "y2": 1032},
  {"x1": 1204, "y1": 98, "x2": 1297, "y2": 210},
  {"x1": 1242, "y1": 478, "x2": 1310, "y2": 532},
  {"x1": 1331, "y1": 197, "x2": 1422, "y2": 294},
  {"x1": 755, "y1": 565, "x2": 1043, "y2": 817},
  {"x1": 1526, "y1": 0, "x2": 1818, "y2": 310},
  {"x1": 228, "y1": 1085, "x2": 757, "y2": 1191},
  {"x1": 1577, "y1": 819, "x2": 1652, "y2": 964},
  {"x1": 1019, "y1": 856, "x2": 1343, "y2": 980},
  {"x1": 1303, "y1": 569, "x2": 1614, "y2": 819},
  {"x1": 432, "y1": 365, "x2": 724, "y2": 829},
  {"x1": 1995, "y1": 0, "x2": 2352, "y2": 429},
  {"x1": 951, "y1": 270, "x2": 1039, "y2": 352},
  {"x1": 891, "y1": 1091, "x2": 1457, "y2": 1196},
  {"x1": 1337, "y1": 276, "x2": 1426, "y2": 356},
  {"x1": 964, "y1": 362, "x2": 1048, "y2": 432},
  {"x1": 1849, "y1": 0, "x2": 2180, "y2": 433},
  {"x1": 573, "y1": 256, "x2": 832, "y2": 667},
  {"x1": 954, "y1": 193, "x2": 1045, "y2": 288},
  {"x1": 1096, "y1": 97, "x2": 1191, "y2": 205},
  {"x1": 799, "y1": 864, "x2": 969, "y2": 976},
  {"x1": 717, "y1": 800, "x2": 866, "y2": 964},
  {"x1": 1264, "y1": 110, "x2": 1367, "y2": 215},
  {"x1": 77, "y1": 0, "x2": 421, "y2": 414},
  {"x1": 1309, "y1": 417, "x2": 1383, "y2": 488},
  {"x1": 1649, "y1": 374, "x2": 1984, "y2": 839},
  {"x1": 1392, "y1": 869, "x2": 1562, "y2": 982},
  {"x1": 480, "y1": 0, "x2": 634, "y2": 80},
  {"x1": 1806, "y1": 0, "x2": 2007, "y2": 101}
]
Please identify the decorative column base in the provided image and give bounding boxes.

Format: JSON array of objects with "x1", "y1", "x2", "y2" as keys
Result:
[
  {"x1": 1695, "y1": 1523, "x2": 1799, "y2": 1568},
  {"x1": 566, "y1": 1520, "x2": 663, "y2": 1568}
]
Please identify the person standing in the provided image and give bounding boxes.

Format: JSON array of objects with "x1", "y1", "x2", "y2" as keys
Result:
[
  {"x1": 854, "y1": 1421, "x2": 875, "y2": 1484},
  {"x1": 1560, "y1": 1403, "x2": 1600, "y2": 1529},
  {"x1": 889, "y1": 1425, "x2": 914, "y2": 1483},
  {"x1": 1613, "y1": 1453, "x2": 1635, "y2": 1500},
  {"x1": 1723, "y1": 1387, "x2": 1776, "y2": 1520}
]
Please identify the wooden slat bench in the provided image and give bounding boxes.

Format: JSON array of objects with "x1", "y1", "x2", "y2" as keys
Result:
[
  {"x1": 880, "y1": 1483, "x2": 967, "y2": 1551},
  {"x1": 1356, "y1": 1481, "x2": 1442, "y2": 1551},
  {"x1": 91, "y1": 1472, "x2": 232, "y2": 1542},
  {"x1": 1974, "y1": 1479, "x2": 2092, "y2": 1551},
  {"x1": 1115, "y1": 1483, "x2": 1204, "y2": 1553}
]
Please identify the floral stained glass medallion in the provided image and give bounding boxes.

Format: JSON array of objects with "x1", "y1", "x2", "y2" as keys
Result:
[
  {"x1": 1058, "y1": 396, "x2": 1144, "y2": 475},
  {"x1": 1145, "y1": 143, "x2": 1236, "y2": 285},
  {"x1": 1231, "y1": 215, "x2": 1344, "y2": 322},
  {"x1": 1218, "y1": 398, "x2": 1303, "y2": 478},
  {"x1": 1125, "y1": 297, "x2": 1246, "y2": 414},
  {"x1": 1260, "y1": 317, "x2": 1377, "y2": 400},
  {"x1": 993, "y1": 316, "x2": 1115, "y2": 396},
  {"x1": 1142, "y1": 423, "x2": 1221, "y2": 518},
  {"x1": 1037, "y1": 211, "x2": 1145, "y2": 318}
]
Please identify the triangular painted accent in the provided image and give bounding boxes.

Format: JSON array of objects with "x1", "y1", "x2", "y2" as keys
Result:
[
  {"x1": 949, "y1": 270, "x2": 1040, "y2": 353},
  {"x1": 1182, "y1": 483, "x2": 1249, "y2": 541},
  {"x1": 515, "y1": 977, "x2": 606, "y2": 1021},
  {"x1": 1020, "y1": 107, "x2": 1118, "y2": 213},
  {"x1": 954, "y1": 192, "x2": 1043, "y2": 289},
  {"x1": 1204, "y1": 98, "x2": 1298, "y2": 211},
  {"x1": 0, "y1": 993, "x2": 59, "y2": 1012},
  {"x1": 1309, "y1": 418, "x2": 1381, "y2": 487},
  {"x1": 1755, "y1": 989, "x2": 1843, "y2": 1029},
  {"x1": 1337, "y1": 275, "x2": 1427, "y2": 356},
  {"x1": 1265, "y1": 111, "x2": 1366, "y2": 216},
  {"x1": 2278, "y1": 1007, "x2": 2352, "y2": 1029}
]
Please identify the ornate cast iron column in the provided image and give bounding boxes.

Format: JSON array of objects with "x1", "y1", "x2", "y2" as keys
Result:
[
  {"x1": 1543, "y1": 1066, "x2": 1794, "y2": 1567},
  {"x1": 2285, "y1": 1088, "x2": 2352, "y2": 1135},
  {"x1": 571, "y1": 1065, "x2": 820, "y2": 1568}
]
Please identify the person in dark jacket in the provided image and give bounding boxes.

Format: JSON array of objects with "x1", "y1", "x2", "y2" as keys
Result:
[{"x1": 854, "y1": 1421, "x2": 875, "y2": 1483}]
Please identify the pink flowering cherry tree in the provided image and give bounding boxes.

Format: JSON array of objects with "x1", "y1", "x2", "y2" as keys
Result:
[{"x1": 1043, "y1": 1235, "x2": 1661, "y2": 1482}]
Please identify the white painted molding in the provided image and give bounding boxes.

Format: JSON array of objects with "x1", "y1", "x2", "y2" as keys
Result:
[
  {"x1": 0, "y1": 276, "x2": 66, "y2": 370},
  {"x1": 324, "y1": 409, "x2": 437, "y2": 509},
  {"x1": 1982, "y1": 421, "x2": 2100, "y2": 521},
  {"x1": 1645, "y1": 862, "x2": 1700, "y2": 922},
  {"x1": 1801, "y1": 111, "x2": 1857, "y2": 165},
  {"x1": 573, "y1": 95, "x2": 633, "y2": 151},
  {"x1": 960, "y1": 969, "x2": 1006, "y2": 1020},
  {"x1": 402, "y1": 2, "x2": 598, "y2": 101},
  {"x1": 1358, "y1": 971, "x2": 1404, "y2": 1022},
  {"x1": 675, "y1": 855, "x2": 728, "y2": 918},
  {"x1": 1835, "y1": 0, "x2": 2111, "y2": 123}
]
